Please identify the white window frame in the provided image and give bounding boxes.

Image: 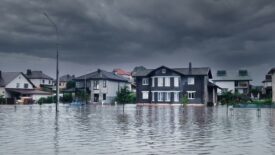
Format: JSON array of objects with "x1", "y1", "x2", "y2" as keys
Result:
[
  {"x1": 174, "y1": 77, "x2": 179, "y2": 87},
  {"x1": 187, "y1": 91, "x2": 196, "y2": 99},
  {"x1": 158, "y1": 77, "x2": 163, "y2": 87},
  {"x1": 165, "y1": 77, "x2": 170, "y2": 87},
  {"x1": 142, "y1": 91, "x2": 149, "y2": 99},
  {"x1": 93, "y1": 80, "x2": 99, "y2": 90},
  {"x1": 158, "y1": 92, "x2": 162, "y2": 101},
  {"x1": 188, "y1": 77, "x2": 195, "y2": 85},
  {"x1": 152, "y1": 78, "x2": 155, "y2": 87},
  {"x1": 174, "y1": 92, "x2": 179, "y2": 102},
  {"x1": 142, "y1": 78, "x2": 149, "y2": 85},
  {"x1": 152, "y1": 92, "x2": 154, "y2": 101},
  {"x1": 166, "y1": 92, "x2": 171, "y2": 102}
]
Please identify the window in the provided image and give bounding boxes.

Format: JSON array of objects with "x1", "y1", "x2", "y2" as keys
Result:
[
  {"x1": 152, "y1": 92, "x2": 155, "y2": 101},
  {"x1": 16, "y1": 83, "x2": 20, "y2": 88},
  {"x1": 166, "y1": 92, "x2": 171, "y2": 102},
  {"x1": 187, "y1": 91, "x2": 196, "y2": 99},
  {"x1": 158, "y1": 92, "x2": 162, "y2": 101},
  {"x1": 103, "y1": 94, "x2": 106, "y2": 100},
  {"x1": 103, "y1": 80, "x2": 107, "y2": 88},
  {"x1": 158, "y1": 77, "x2": 163, "y2": 87},
  {"x1": 162, "y1": 92, "x2": 167, "y2": 101},
  {"x1": 174, "y1": 92, "x2": 179, "y2": 102},
  {"x1": 188, "y1": 77, "x2": 195, "y2": 85},
  {"x1": 42, "y1": 79, "x2": 45, "y2": 84},
  {"x1": 162, "y1": 68, "x2": 166, "y2": 74},
  {"x1": 24, "y1": 83, "x2": 28, "y2": 89},
  {"x1": 142, "y1": 91, "x2": 149, "y2": 99},
  {"x1": 142, "y1": 78, "x2": 149, "y2": 85},
  {"x1": 152, "y1": 78, "x2": 155, "y2": 87},
  {"x1": 174, "y1": 77, "x2": 179, "y2": 87},
  {"x1": 164, "y1": 77, "x2": 170, "y2": 87},
  {"x1": 93, "y1": 80, "x2": 99, "y2": 89},
  {"x1": 49, "y1": 80, "x2": 51, "y2": 84}
]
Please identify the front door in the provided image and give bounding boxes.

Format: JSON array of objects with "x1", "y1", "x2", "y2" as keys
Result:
[{"x1": 94, "y1": 94, "x2": 99, "y2": 102}]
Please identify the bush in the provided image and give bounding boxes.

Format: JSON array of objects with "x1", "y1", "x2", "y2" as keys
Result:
[
  {"x1": 219, "y1": 91, "x2": 251, "y2": 105},
  {"x1": 61, "y1": 93, "x2": 73, "y2": 103},
  {"x1": 37, "y1": 96, "x2": 56, "y2": 104},
  {"x1": 0, "y1": 95, "x2": 6, "y2": 104},
  {"x1": 181, "y1": 94, "x2": 189, "y2": 105}
]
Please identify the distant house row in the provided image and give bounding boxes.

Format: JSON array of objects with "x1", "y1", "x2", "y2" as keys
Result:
[{"x1": 6, "y1": 64, "x2": 275, "y2": 105}]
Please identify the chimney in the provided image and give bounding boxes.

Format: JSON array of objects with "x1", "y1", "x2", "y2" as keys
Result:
[
  {"x1": 97, "y1": 69, "x2": 102, "y2": 77},
  {"x1": 188, "y1": 62, "x2": 192, "y2": 74},
  {"x1": 27, "y1": 69, "x2": 32, "y2": 75}
]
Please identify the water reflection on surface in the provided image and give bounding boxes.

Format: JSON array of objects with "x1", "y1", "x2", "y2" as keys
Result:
[{"x1": 0, "y1": 104, "x2": 275, "y2": 155}]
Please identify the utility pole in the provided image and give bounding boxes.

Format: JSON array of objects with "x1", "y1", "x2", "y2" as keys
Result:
[{"x1": 43, "y1": 12, "x2": 59, "y2": 112}]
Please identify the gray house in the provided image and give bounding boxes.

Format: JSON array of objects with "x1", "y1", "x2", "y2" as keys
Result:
[
  {"x1": 75, "y1": 69, "x2": 130, "y2": 104},
  {"x1": 132, "y1": 63, "x2": 219, "y2": 104}
]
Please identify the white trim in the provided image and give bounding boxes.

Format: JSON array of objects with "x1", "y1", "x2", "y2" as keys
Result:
[
  {"x1": 165, "y1": 77, "x2": 170, "y2": 87},
  {"x1": 151, "y1": 91, "x2": 180, "y2": 93},
  {"x1": 142, "y1": 91, "x2": 149, "y2": 99},
  {"x1": 152, "y1": 92, "x2": 154, "y2": 101},
  {"x1": 174, "y1": 77, "x2": 179, "y2": 87},
  {"x1": 174, "y1": 92, "x2": 179, "y2": 102},
  {"x1": 188, "y1": 77, "x2": 195, "y2": 85},
  {"x1": 187, "y1": 91, "x2": 196, "y2": 99},
  {"x1": 142, "y1": 78, "x2": 149, "y2": 85},
  {"x1": 152, "y1": 77, "x2": 155, "y2": 87}
]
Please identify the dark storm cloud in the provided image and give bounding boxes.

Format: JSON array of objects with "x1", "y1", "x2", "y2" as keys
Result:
[{"x1": 1, "y1": 0, "x2": 275, "y2": 71}]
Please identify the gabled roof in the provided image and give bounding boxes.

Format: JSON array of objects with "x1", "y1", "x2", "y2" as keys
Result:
[
  {"x1": 132, "y1": 66, "x2": 212, "y2": 78},
  {"x1": 0, "y1": 72, "x2": 35, "y2": 87},
  {"x1": 268, "y1": 68, "x2": 275, "y2": 74},
  {"x1": 25, "y1": 70, "x2": 53, "y2": 80},
  {"x1": 213, "y1": 70, "x2": 252, "y2": 81},
  {"x1": 75, "y1": 69, "x2": 128, "y2": 82}
]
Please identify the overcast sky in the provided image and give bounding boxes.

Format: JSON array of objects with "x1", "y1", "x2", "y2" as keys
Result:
[{"x1": 1, "y1": 0, "x2": 275, "y2": 84}]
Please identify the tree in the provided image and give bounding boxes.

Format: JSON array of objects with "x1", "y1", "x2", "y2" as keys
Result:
[
  {"x1": 66, "y1": 81, "x2": 76, "y2": 89},
  {"x1": 181, "y1": 94, "x2": 189, "y2": 106},
  {"x1": 115, "y1": 87, "x2": 133, "y2": 104}
]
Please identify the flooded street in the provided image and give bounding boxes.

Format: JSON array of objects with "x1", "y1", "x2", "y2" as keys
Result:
[{"x1": 0, "y1": 104, "x2": 275, "y2": 155}]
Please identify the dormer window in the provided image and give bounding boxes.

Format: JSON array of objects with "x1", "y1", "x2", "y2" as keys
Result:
[
  {"x1": 239, "y1": 70, "x2": 248, "y2": 76},
  {"x1": 162, "y1": 68, "x2": 166, "y2": 74},
  {"x1": 217, "y1": 70, "x2": 226, "y2": 76}
]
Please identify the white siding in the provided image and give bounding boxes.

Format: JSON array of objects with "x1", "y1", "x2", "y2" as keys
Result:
[
  {"x1": 214, "y1": 81, "x2": 235, "y2": 94},
  {"x1": 6, "y1": 74, "x2": 34, "y2": 89},
  {"x1": 90, "y1": 79, "x2": 128, "y2": 104},
  {"x1": 30, "y1": 79, "x2": 53, "y2": 88}
]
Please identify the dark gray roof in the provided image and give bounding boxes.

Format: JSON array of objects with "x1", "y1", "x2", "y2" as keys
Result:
[
  {"x1": 213, "y1": 70, "x2": 252, "y2": 81},
  {"x1": 0, "y1": 72, "x2": 21, "y2": 87},
  {"x1": 25, "y1": 71, "x2": 53, "y2": 80},
  {"x1": 132, "y1": 66, "x2": 211, "y2": 77},
  {"x1": 75, "y1": 69, "x2": 128, "y2": 82},
  {"x1": 60, "y1": 74, "x2": 75, "y2": 82}
]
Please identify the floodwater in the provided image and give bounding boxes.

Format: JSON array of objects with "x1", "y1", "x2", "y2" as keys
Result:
[{"x1": 0, "y1": 104, "x2": 275, "y2": 155}]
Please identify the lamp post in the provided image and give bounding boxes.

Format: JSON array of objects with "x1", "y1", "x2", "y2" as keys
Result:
[{"x1": 43, "y1": 12, "x2": 59, "y2": 112}]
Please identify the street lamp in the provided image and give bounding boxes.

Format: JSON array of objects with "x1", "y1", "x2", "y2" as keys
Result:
[{"x1": 43, "y1": 12, "x2": 60, "y2": 112}]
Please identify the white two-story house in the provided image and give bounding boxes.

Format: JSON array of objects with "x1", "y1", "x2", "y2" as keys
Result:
[
  {"x1": 0, "y1": 71, "x2": 51, "y2": 103},
  {"x1": 213, "y1": 70, "x2": 252, "y2": 95},
  {"x1": 25, "y1": 69, "x2": 54, "y2": 90},
  {"x1": 75, "y1": 69, "x2": 130, "y2": 104}
]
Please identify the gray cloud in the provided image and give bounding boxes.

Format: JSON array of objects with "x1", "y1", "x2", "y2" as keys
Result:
[{"x1": 1, "y1": 0, "x2": 275, "y2": 84}]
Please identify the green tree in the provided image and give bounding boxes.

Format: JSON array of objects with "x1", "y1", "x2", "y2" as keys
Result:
[
  {"x1": 181, "y1": 94, "x2": 189, "y2": 106},
  {"x1": 66, "y1": 81, "x2": 76, "y2": 89},
  {"x1": 115, "y1": 87, "x2": 133, "y2": 104}
]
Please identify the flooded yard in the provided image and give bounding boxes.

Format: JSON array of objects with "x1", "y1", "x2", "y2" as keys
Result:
[{"x1": 0, "y1": 104, "x2": 275, "y2": 155}]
